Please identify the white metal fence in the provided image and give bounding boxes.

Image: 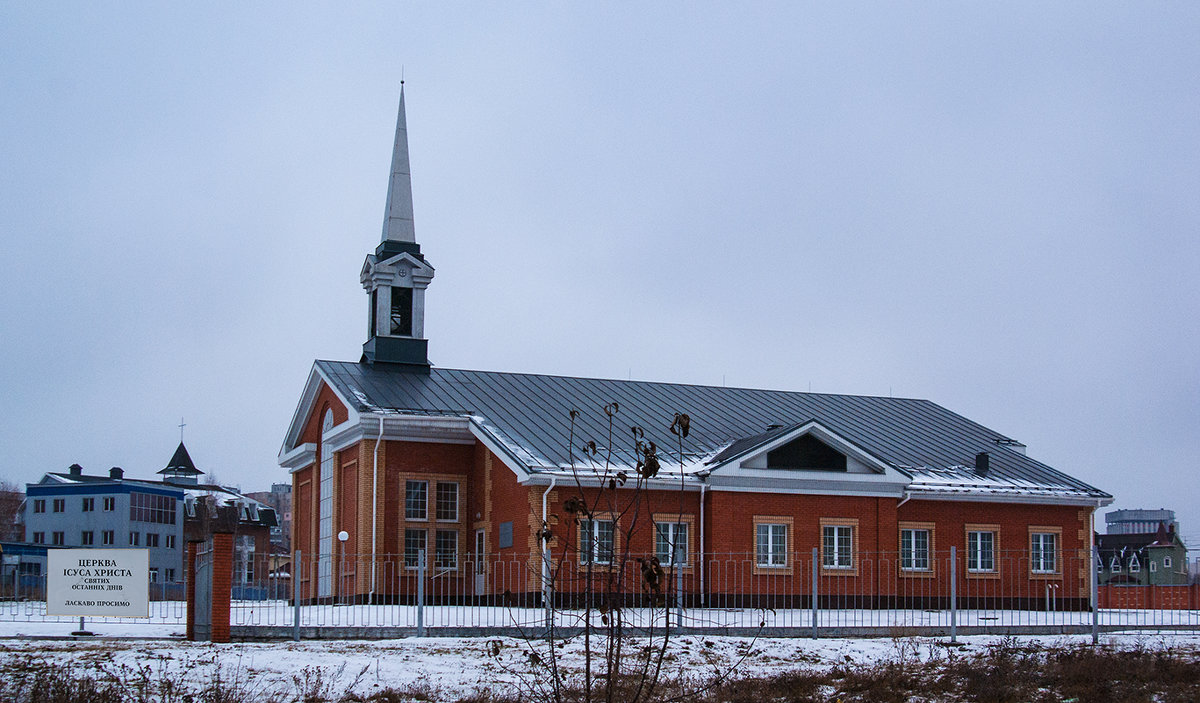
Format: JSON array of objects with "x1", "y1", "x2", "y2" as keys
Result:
[{"x1": 1, "y1": 549, "x2": 1196, "y2": 639}]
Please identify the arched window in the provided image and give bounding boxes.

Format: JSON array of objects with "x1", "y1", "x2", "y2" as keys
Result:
[{"x1": 317, "y1": 409, "x2": 334, "y2": 597}]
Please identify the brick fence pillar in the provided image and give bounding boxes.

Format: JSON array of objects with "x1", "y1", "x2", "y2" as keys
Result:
[
  {"x1": 211, "y1": 532, "x2": 234, "y2": 644},
  {"x1": 185, "y1": 541, "x2": 200, "y2": 641}
]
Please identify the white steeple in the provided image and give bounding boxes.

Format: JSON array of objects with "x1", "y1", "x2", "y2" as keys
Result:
[
  {"x1": 381, "y1": 84, "x2": 416, "y2": 243},
  {"x1": 360, "y1": 83, "x2": 435, "y2": 371}
]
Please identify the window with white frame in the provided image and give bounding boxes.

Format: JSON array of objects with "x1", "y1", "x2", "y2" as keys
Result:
[
  {"x1": 103, "y1": 496, "x2": 115, "y2": 511},
  {"x1": 435, "y1": 530, "x2": 458, "y2": 569},
  {"x1": 405, "y1": 480, "x2": 428, "y2": 520},
  {"x1": 755, "y1": 523, "x2": 787, "y2": 568},
  {"x1": 654, "y1": 522, "x2": 688, "y2": 566},
  {"x1": 900, "y1": 528, "x2": 931, "y2": 571},
  {"x1": 1110, "y1": 556, "x2": 1122, "y2": 572},
  {"x1": 1129, "y1": 555, "x2": 1140, "y2": 572},
  {"x1": 822, "y1": 524, "x2": 854, "y2": 569},
  {"x1": 1030, "y1": 532, "x2": 1058, "y2": 574},
  {"x1": 435, "y1": 482, "x2": 459, "y2": 521},
  {"x1": 579, "y1": 519, "x2": 615, "y2": 565},
  {"x1": 317, "y1": 409, "x2": 334, "y2": 597},
  {"x1": 1163, "y1": 556, "x2": 1173, "y2": 568},
  {"x1": 967, "y1": 531, "x2": 996, "y2": 572},
  {"x1": 1151, "y1": 561, "x2": 1159, "y2": 573},
  {"x1": 404, "y1": 528, "x2": 427, "y2": 568},
  {"x1": 102, "y1": 530, "x2": 114, "y2": 546}
]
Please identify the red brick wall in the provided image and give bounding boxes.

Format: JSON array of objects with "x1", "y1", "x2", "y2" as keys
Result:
[
  {"x1": 900, "y1": 499, "x2": 1090, "y2": 598},
  {"x1": 299, "y1": 384, "x2": 348, "y2": 444},
  {"x1": 1099, "y1": 584, "x2": 1200, "y2": 610}
]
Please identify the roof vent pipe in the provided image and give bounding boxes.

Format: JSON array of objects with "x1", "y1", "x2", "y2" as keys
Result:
[
  {"x1": 109, "y1": 467, "x2": 124, "y2": 480},
  {"x1": 68, "y1": 464, "x2": 83, "y2": 477},
  {"x1": 975, "y1": 452, "x2": 990, "y2": 477}
]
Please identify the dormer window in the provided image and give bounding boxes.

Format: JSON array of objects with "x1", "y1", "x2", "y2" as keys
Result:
[
  {"x1": 390, "y1": 286, "x2": 413, "y2": 336},
  {"x1": 766, "y1": 434, "x2": 847, "y2": 471},
  {"x1": 1110, "y1": 556, "x2": 1121, "y2": 573},
  {"x1": 1129, "y1": 555, "x2": 1140, "y2": 573}
]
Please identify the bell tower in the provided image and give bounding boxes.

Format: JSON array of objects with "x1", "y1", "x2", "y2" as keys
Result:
[{"x1": 360, "y1": 84, "x2": 435, "y2": 371}]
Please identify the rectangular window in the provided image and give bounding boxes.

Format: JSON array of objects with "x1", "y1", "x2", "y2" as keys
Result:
[
  {"x1": 404, "y1": 528, "x2": 427, "y2": 568},
  {"x1": 967, "y1": 531, "x2": 996, "y2": 572},
  {"x1": 1150, "y1": 561, "x2": 1158, "y2": 573},
  {"x1": 435, "y1": 482, "x2": 459, "y2": 521},
  {"x1": 435, "y1": 530, "x2": 458, "y2": 569},
  {"x1": 405, "y1": 480, "x2": 428, "y2": 520},
  {"x1": 654, "y1": 522, "x2": 689, "y2": 566},
  {"x1": 32, "y1": 532, "x2": 44, "y2": 544},
  {"x1": 756, "y1": 523, "x2": 787, "y2": 567},
  {"x1": 822, "y1": 525, "x2": 854, "y2": 569},
  {"x1": 149, "y1": 568, "x2": 159, "y2": 583},
  {"x1": 81, "y1": 531, "x2": 94, "y2": 546},
  {"x1": 1164, "y1": 556, "x2": 1173, "y2": 568},
  {"x1": 82, "y1": 497, "x2": 94, "y2": 512},
  {"x1": 52, "y1": 532, "x2": 64, "y2": 546},
  {"x1": 166, "y1": 534, "x2": 176, "y2": 549},
  {"x1": 129, "y1": 492, "x2": 177, "y2": 525},
  {"x1": 103, "y1": 497, "x2": 115, "y2": 512},
  {"x1": 900, "y1": 528, "x2": 931, "y2": 571},
  {"x1": 146, "y1": 533, "x2": 160, "y2": 548},
  {"x1": 166, "y1": 568, "x2": 176, "y2": 582},
  {"x1": 580, "y1": 519, "x2": 615, "y2": 565},
  {"x1": 33, "y1": 499, "x2": 45, "y2": 513},
  {"x1": 129, "y1": 532, "x2": 140, "y2": 546},
  {"x1": 1030, "y1": 532, "x2": 1058, "y2": 574},
  {"x1": 53, "y1": 499, "x2": 65, "y2": 513},
  {"x1": 102, "y1": 530, "x2": 114, "y2": 546}
]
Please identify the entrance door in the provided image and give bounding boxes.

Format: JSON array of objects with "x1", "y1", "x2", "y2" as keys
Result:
[{"x1": 474, "y1": 529, "x2": 486, "y2": 594}]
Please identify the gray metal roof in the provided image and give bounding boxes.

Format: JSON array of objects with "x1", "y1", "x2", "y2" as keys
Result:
[{"x1": 315, "y1": 360, "x2": 1110, "y2": 499}]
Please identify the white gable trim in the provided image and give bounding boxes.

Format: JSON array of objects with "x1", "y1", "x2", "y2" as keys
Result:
[
  {"x1": 281, "y1": 443, "x2": 317, "y2": 472},
  {"x1": 467, "y1": 419, "x2": 532, "y2": 483},
  {"x1": 713, "y1": 420, "x2": 896, "y2": 474},
  {"x1": 277, "y1": 363, "x2": 362, "y2": 463}
]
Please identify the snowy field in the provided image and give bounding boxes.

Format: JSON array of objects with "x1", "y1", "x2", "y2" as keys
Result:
[{"x1": 0, "y1": 625, "x2": 1198, "y2": 701}]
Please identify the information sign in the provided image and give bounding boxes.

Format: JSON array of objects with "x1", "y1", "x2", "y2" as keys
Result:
[{"x1": 47, "y1": 549, "x2": 150, "y2": 618}]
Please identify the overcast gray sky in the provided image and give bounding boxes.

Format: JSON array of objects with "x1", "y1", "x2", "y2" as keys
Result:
[{"x1": 2, "y1": 4, "x2": 1197, "y2": 545}]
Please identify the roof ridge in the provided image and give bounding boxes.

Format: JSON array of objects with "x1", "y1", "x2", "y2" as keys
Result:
[{"x1": 316, "y1": 359, "x2": 932, "y2": 403}]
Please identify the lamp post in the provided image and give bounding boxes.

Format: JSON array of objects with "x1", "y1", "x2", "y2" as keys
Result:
[{"x1": 337, "y1": 531, "x2": 349, "y2": 605}]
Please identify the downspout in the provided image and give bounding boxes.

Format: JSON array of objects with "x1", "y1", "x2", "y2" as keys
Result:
[
  {"x1": 897, "y1": 489, "x2": 911, "y2": 510},
  {"x1": 370, "y1": 416, "x2": 383, "y2": 601},
  {"x1": 541, "y1": 478, "x2": 557, "y2": 604},
  {"x1": 699, "y1": 480, "x2": 707, "y2": 605}
]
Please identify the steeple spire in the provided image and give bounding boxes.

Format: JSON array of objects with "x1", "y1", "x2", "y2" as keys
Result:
[
  {"x1": 381, "y1": 84, "x2": 416, "y2": 244},
  {"x1": 360, "y1": 83, "x2": 435, "y2": 372}
]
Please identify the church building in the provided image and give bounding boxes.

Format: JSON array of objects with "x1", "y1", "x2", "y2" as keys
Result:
[{"x1": 279, "y1": 88, "x2": 1112, "y2": 606}]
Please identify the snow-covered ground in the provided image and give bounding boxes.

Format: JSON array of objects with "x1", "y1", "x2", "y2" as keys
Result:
[{"x1": 0, "y1": 628, "x2": 1197, "y2": 701}]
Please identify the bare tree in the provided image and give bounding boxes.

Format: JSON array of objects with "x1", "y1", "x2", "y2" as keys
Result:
[
  {"x1": 492, "y1": 405, "x2": 760, "y2": 703},
  {"x1": 0, "y1": 480, "x2": 25, "y2": 542}
]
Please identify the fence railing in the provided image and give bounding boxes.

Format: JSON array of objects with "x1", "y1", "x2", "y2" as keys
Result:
[
  {"x1": 2, "y1": 548, "x2": 1196, "y2": 639},
  {"x1": 220, "y1": 548, "x2": 1199, "y2": 639}
]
